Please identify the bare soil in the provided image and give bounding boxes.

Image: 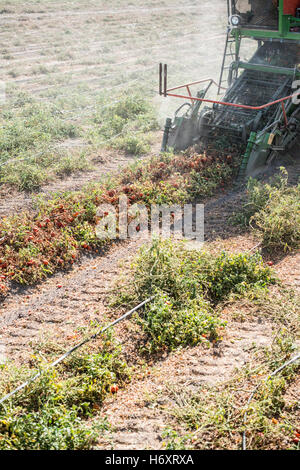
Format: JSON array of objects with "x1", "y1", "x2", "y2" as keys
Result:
[{"x1": 97, "y1": 320, "x2": 274, "y2": 450}]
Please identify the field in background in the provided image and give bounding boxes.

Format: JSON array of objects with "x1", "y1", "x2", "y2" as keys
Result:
[{"x1": 0, "y1": 0, "x2": 227, "y2": 189}]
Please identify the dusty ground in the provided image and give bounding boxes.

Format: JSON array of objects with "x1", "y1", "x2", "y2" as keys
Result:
[
  {"x1": 1, "y1": 0, "x2": 227, "y2": 135},
  {"x1": 97, "y1": 320, "x2": 275, "y2": 450},
  {"x1": 0, "y1": 0, "x2": 228, "y2": 210}
]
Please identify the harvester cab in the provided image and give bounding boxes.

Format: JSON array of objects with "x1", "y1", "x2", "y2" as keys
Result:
[{"x1": 160, "y1": 0, "x2": 300, "y2": 178}]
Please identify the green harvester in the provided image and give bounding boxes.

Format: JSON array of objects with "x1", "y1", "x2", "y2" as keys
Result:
[{"x1": 160, "y1": 0, "x2": 300, "y2": 178}]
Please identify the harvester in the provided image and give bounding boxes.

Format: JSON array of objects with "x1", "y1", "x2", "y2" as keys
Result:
[{"x1": 159, "y1": 0, "x2": 300, "y2": 178}]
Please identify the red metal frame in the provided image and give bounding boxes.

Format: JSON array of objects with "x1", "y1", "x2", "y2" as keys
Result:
[
  {"x1": 165, "y1": 78, "x2": 300, "y2": 113},
  {"x1": 166, "y1": 78, "x2": 226, "y2": 93}
]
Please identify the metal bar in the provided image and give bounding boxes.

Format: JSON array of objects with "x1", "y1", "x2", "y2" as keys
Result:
[
  {"x1": 161, "y1": 118, "x2": 172, "y2": 152},
  {"x1": 164, "y1": 63, "x2": 167, "y2": 97},
  {"x1": 279, "y1": 0, "x2": 284, "y2": 36},
  {"x1": 238, "y1": 61, "x2": 300, "y2": 77},
  {"x1": 186, "y1": 85, "x2": 194, "y2": 103},
  {"x1": 240, "y1": 28, "x2": 300, "y2": 40},
  {"x1": 218, "y1": 30, "x2": 230, "y2": 94},
  {"x1": 159, "y1": 63, "x2": 162, "y2": 96},
  {"x1": 164, "y1": 90, "x2": 300, "y2": 112},
  {"x1": 227, "y1": 0, "x2": 231, "y2": 18}
]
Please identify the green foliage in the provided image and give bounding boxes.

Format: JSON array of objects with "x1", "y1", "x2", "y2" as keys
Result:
[
  {"x1": 138, "y1": 290, "x2": 219, "y2": 353},
  {"x1": 88, "y1": 93, "x2": 159, "y2": 155},
  {"x1": 7, "y1": 163, "x2": 46, "y2": 192},
  {"x1": 117, "y1": 152, "x2": 235, "y2": 205},
  {"x1": 63, "y1": 340, "x2": 130, "y2": 410},
  {"x1": 168, "y1": 330, "x2": 299, "y2": 450},
  {"x1": 252, "y1": 183, "x2": 300, "y2": 252},
  {"x1": 0, "y1": 404, "x2": 99, "y2": 450},
  {"x1": 4, "y1": 150, "x2": 90, "y2": 192},
  {"x1": 93, "y1": 93, "x2": 158, "y2": 137},
  {"x1": 129, "y1": 239, "x2": 275, "y2": 304},
  {"x1": 55, "y1": 153, "x2": 91, "y2": 177},
  {"x1": 0, "y1": 331, "x2": 130, "y2": 450},
  {"x1": 188, "y1": 162, "x2": 233, "y2": 199},
  {"x1": 162, "y1": 427, "x2": 193, "y2": 450},
  {"x1": 206, "y1": 251, "x2": 275, "y2": 302},
  {"x1": 235, "y1": 168, "x2": 300, "y2": 252},
  {"x1": 0, "y1": 97, "x2": 89, "y2": 190},
  {"x1": 113, "y1": 238, "x2": 275, "y2": 352},
  {"x1": 242, "y1": 171, "x2": 287, "y2": 225},
  {"x1": 0, "y1": 101, "x2": 78, "y2": 159},
  {"x1": 114, "y1": 133, "x2": 151, "y2": 155}
]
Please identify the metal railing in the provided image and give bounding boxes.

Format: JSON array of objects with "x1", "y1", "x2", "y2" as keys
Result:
[{"x1": 159, "y1": 63, "x2": 300, "y2": 126}]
